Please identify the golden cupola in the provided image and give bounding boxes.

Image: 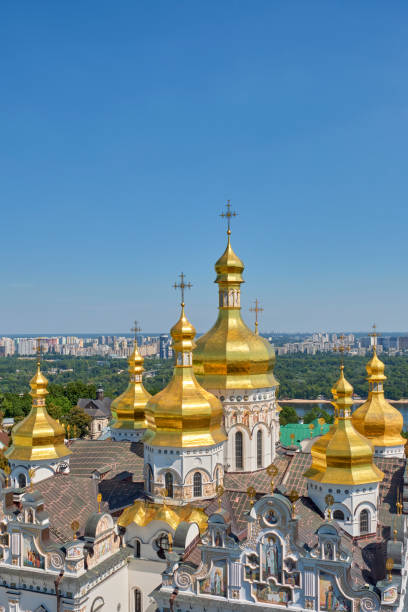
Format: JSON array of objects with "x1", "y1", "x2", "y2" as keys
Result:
[
  {"x1": 144, "y1": 299, "x2": 227, "y2": 448},
  {"x1": 6, "y1": 360, "x2": 71, "y2": 462},
  {"x1": 304, "y1": 366, "x2": 383, "y2": 485},
  {"x1": 193, "y1": 209, "x2": 278, "y2": 391},
  {"x1": 110, "y1": 338, "x2": 151, "y2": 432},
  {"x1": 352, "y1": 347, "x2": 404, "y2": 448}
]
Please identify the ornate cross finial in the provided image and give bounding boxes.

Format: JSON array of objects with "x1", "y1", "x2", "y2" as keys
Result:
[
  {"x1": 220, "y1": 200, "x2": 237, "y2": 235},
  {"x1": 97, "y1": 492, "x2": 102, "y2": 513},
  {"x1": 71, "y1": 520, "x2": 80, "y2": 541},
  {"x1": 266, "y1": 463, "x2": 278, "y2": 494},
  {"x1": 173, "y1": 272, "x2": 192, "y2": 307},
  {"x1": 131, "y1": 320, "x2": 142, "y2": 346},
  {"x1": 333, "y1": 334, "x2": 350, "y2": 365},
  {"x1": 35, "y1": 337, "x2": 45, "y2": 367},
  {"x1": 216, "y1": 484, "x2": 224, "y2": 509},
  {"x1": 369, "y1": 323, "x2": 378, "y2": 349},
  {"x1": 249, "y1": 299, "x2": 264, "y2": 335},
  {"x1": 247, "y1": 486, "x2": 257, "y2": 507}
]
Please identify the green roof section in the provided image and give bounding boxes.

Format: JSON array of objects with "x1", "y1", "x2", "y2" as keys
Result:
[{"x1": 280, "y1": 417, "x2": 330, "y2": 448}]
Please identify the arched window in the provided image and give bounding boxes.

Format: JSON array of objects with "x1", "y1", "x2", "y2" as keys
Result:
[
  {"x1": 235, "y1": 431, "x2": 243, "y2": 470},
  {"x1": 333, "y1": 510, "x2": 344, "y2": 520},
  {"x1": 257, "y1": 429, "x2": 263, "y2": 468},
  {"x1": 165, "y1": 472, "x2": 173, "y2": 498},
  {"x1": 18, "y1": 473, "x2": 26, "y2": 489},
  {"x1": 134, "y1": 539, "x2": 141, "y2": 558},
  {"x1": 134, "y1": 588, "x2": 142, "y2": 612},
  {"x1": 360, "y1": 509, "x2": 370, "y2": 534},
  {"x1": 146, "y1": 465, "x2": 153, "y2": 493},
  {"x1": 193, "y1": 472, "x2": 202, "y2": 497}
]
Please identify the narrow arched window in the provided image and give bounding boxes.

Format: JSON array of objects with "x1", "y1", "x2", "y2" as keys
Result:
[
  {"x1": 135, "y1": 539, "x2": 141, "y2": 558},
  {"x1": 146, "y1": 465, "x2": 153, "y2": 493},
  {"x1": 134, "y1": 587, "x2": 142, "y2": 612},
  {"x1": 18, "y1": 473, "x2": 26, "y2": 489},
  {"x1": 257, "y1": 429, "x2": 263, "y2": 469},
  {"x1": 193, "y1": 472, "x2": 202, "y2": 497},
  {"x1": 165, "y1": 472, "x2": 173, "y2": 498},
  {"x1": 360, "y1": 509, "x2": 370, "y2": 534},
  {"x1": 333, "y1": 510, "x2": 344, "y2": 520},
  {"x1": 235, "y1": 431, "x2": 243, "y2": 470}
]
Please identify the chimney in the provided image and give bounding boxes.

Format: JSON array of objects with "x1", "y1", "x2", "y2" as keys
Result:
[{"x1": 96, "y1": 387, "x2": 104, "y2": 401}]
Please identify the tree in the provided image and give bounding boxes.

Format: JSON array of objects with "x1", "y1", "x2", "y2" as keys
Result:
[
  {"x1": 61, "y1": 406, "x2": 91, "y2": 439},
  {"x1": 279, "y1": 405, "x2": 299, "y2": 426},
  {"x1": 46, "y1": 396, "x2": 72, "y2": 421}
]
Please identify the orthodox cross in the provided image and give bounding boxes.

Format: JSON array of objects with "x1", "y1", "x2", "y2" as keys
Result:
[
  {"x1": 35, "y1": 337, "x2": 45, "y2": 366},
  {"x1": 334, "y1": 334, "x2": 350, "y2": 365},
  {"x1": 131, "y1": 320, "x2": 142, "y2": 347},
  {"x1": 173, "y1": 272, "x2": 192, "y2": 307},
  {"x1": 369, "y1": 323, "x2": 378, "y2": 349},
  {"x1": 220, "y1": 200, "x2": 237, "y2": 235},
  {"x1": 250, "y1": 299, "x2": 264, "y2": 335}
]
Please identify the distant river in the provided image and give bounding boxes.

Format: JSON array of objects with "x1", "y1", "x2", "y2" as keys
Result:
[{"x1": 281, "y1": 401, "x2": 408, "y2": 427}]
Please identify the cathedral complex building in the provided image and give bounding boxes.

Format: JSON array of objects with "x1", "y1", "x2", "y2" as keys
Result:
[{"x1": 0, "y1": 205, "x2": 407, "y2": 612}]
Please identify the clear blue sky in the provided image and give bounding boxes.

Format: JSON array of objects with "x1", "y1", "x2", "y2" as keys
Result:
[{"x1": 1, "y1": 1, "x2": 407, "y2": 334}]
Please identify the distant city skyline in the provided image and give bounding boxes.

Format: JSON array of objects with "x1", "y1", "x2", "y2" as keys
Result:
[{"x1": 1, "y1": 3, "x2": 407, "y2": 333}]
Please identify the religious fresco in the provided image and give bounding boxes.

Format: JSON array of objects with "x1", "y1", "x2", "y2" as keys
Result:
[
  {"x1": 199, "y1": 559, "x2": 227, "y2": 597},
  {"x1": 319, "y1": 573, "x2": 351, "y2": 611},
  {"x1": 23, "y1": 534, "x2": 45, "y2": 569},
  {"x1": 261, "y1": 534, "x2": 282, "y2": 582},
  {"x1": 254, "y1": 583, "x2": 291, "y2": 605},
  {"x1": 263, "y1": 508, "x2": 278, "y2": 525}
]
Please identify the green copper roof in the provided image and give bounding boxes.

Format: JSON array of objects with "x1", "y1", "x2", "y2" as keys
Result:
[{"x1": 280, "y1": 418, "x2": 330, "y2": 448}]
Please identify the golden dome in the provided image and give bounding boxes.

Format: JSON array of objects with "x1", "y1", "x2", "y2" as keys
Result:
[
  {"x1": 117, "y1": 499, "x2": 208, "y2": 533},
  {"x1": 144, "y1": 305, "x2": 227, "y2": 448},
  {"x1": 304, "y1": 366, "x2": 383, "y2": 486},
  {"x1": 193, "y1": 235, "x2": 278, "y2": 390},
  {"x1": 352, "y1": 347, "x2": 404, "y2": 448},
  {"x1": 110, "y1": 343, "x2": 151, "y2": 431},
  {"x1": 6, "y1": 361, "x2": 71, "y2": 462}
]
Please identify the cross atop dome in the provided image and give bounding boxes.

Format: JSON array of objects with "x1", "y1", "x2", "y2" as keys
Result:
[
  {"x1": 250, "y1": 298, "x2": 264, "y2": 335},
  {"x1": 130, "y1": 320, "x2": 142, "y2": 346},
  {"x1": 220, "y1": 200, "x2": 237, "y2": 235},
  {"x1": 173, "y1": 272, "x2": 192, "y2": 307}
]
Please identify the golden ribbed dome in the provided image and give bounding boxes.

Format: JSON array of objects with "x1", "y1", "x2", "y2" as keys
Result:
[
  {"x1": 6, "y1": 362, "x2": 71, "y2": 462},
  {"x1": 352, "y1": 347, "x2": 404, "y2": 448},
  {"x1": 304, "y1": 366, "x2": 383, "y2": 485},
  {"x1": 110, "y1": 343, "x2": 151, "y2": 431},
  {"x1": 144, "y1": 305, "x2": 227, "y2": 448},
  {"x1": 118, "y1": 499, "x2": 208, "y2": 532},
  {"x1": 193, "y1": 235, "x2": 278, "y2": 390}
]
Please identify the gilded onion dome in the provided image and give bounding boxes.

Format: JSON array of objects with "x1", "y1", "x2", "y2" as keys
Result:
[
  {"x1": 193, "y1": 231, "x2": 278, "y2": 390},
  {"x1": 144, "y1": 304, "x2": 227, "y2": 448},
  {"x1": 304, "y1": 366, "x2": 383, "y2": 485},
  {"x1": 352, "y1": 347, "x2": 404, "y2": 447},
  {"x1": 6, "y1": 361, "x2": 71, "y2": 462},
  {"x1": 110, "y1": 342, "x2": 151, "y2": 431}
]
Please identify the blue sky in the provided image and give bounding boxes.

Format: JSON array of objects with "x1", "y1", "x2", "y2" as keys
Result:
[{"x1": 1, "y1": 1, "x2": 407, "y2": 334}]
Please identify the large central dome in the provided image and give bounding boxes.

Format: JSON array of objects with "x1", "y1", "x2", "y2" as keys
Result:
[{"x1": 193, "y1": 234, "x2": 278, "y2": 390}]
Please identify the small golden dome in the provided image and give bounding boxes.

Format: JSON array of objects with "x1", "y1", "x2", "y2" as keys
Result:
[
  {"x1": 144, "y1": 305, "x2": 227, "y2": 448},
  {"x1": 193, "y1": 235, "x2": 278, "y2": 390},
  {"x1": 117, "y1": 500, "x2": 208, "y2": 533},
  {"x1": 304, "y1": 366, "x2": 383, "y2": 486},
  {"x1": 366, "y1": 347, "x2": 386, "y2": 380},
  {"x1": 6, "y1": 362, "x2": 71, "y2": 462},
  {"x1": 110, "y1": 343, "x2": 151, "y2": 431},
  {"x1": 215, "y1": 235, "x2": 244, "y2": 285},
  {"x1": 352, "y1": 348, "x2": 404, "y2": 448}
]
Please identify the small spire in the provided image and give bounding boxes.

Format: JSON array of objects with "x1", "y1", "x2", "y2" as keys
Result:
[
  {"x1": 173, "y1": 272, "x2": 192, "y2": 308},
  {"x1": 369, "y1": 323, "x2": 378, "y2": 349},
  {"x1": 249, "y1": 299, "x2": 264, "y2": 335},
  {"x1": 130, "y1": 320, "x2": 142, "y2": 348},
  {"x1": 220, "y1": 200, "x2": 237, "y2": 236}
]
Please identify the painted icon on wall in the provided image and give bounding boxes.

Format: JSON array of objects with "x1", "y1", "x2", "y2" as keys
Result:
[
  {"x1": 261, "y1": 534, "x2": 282, "y2": 582},
  {"x1": 23, "y1": 534, "x2": 45, "y2": 569},
  {"x1": 254, "y1": 583, "x2": 291, "y2": 605},
  {"x1": 199, "y1": 559, "x2": 227, "y2": 597},
  {"x1": 319, "y1": 573, "x2": 351, "y2": 611}
]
